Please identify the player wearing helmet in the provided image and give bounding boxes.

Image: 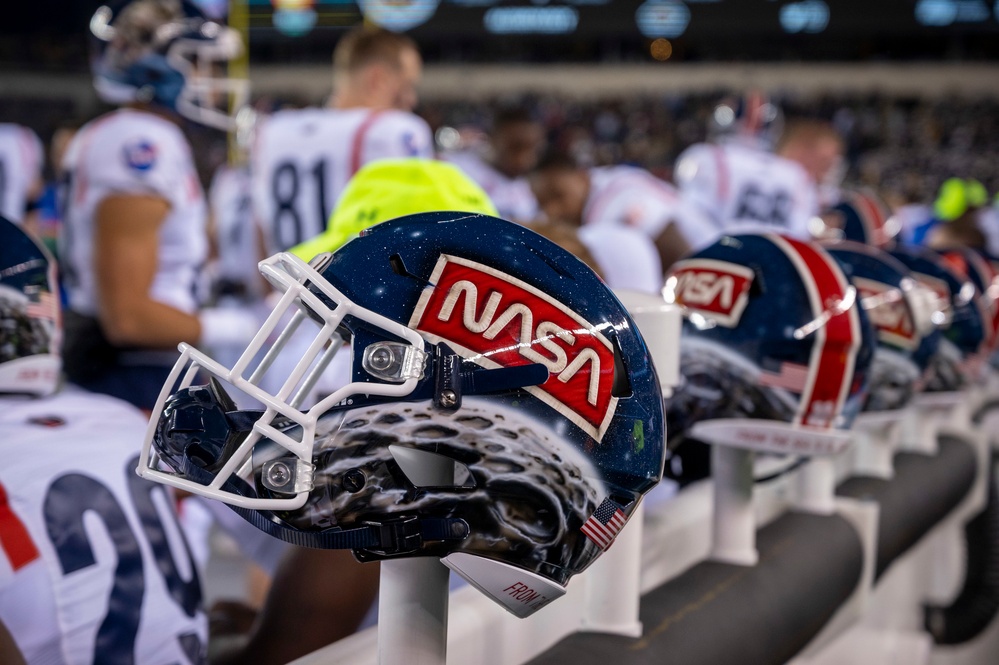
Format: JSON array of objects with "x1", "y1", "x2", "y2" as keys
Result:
[
  {"x1": 0, "y1": 216, "x2": 207, "y2": 664},
  {"x1": 60, "y1": 0, "x2": 256, "y2": 410},
  {"x1": 251, "y1": 26, "x2": 434, "y2": 257},
  {"x1": 674, "y1": 92, "x2": 819, "y2": 243}
]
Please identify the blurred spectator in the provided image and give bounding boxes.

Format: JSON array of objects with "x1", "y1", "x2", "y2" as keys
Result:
[
  {"x1": 252, "y1": 26, "x2": 433, "y2": 256},
  {"x1": 444, "y1": 106, "x2": 545, "y2": 222}
]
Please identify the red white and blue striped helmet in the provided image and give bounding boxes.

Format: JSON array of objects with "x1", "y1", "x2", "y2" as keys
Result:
[{"x1": 663, "y1": 233, "x2": 875, "y2": 457}]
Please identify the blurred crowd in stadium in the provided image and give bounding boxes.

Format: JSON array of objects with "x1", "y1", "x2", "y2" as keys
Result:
[{"x1": 7, "y1": 89, "x2": 999, "y2": 248}]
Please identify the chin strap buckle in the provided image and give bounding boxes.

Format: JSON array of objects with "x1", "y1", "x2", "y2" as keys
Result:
[{"x1": 364, "y1": 515, "x2": 424, "y2": 555}]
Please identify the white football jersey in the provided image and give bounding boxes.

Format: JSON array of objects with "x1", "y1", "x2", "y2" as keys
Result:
[
  {"x1": 208, "y1": 164, "x2": 260, "y2": 298},
  {"x1": 0, "y1": 124, "x2": 44, "y2": 223},
  {"x1": 0, "y1": 387, "x2": 207, "y2": 664},
  {"x1": 252, "y1": 107, "x2": 434, "y2": 255},
  {"x1": 584, "y1": 165, "x2": 717, "y2": 251},
  {"x1": 60, "y1": 109, "x2": 208, "y2": 316},
  {"x1": 578, "y1": 224, "x2": 663, "y2": 294},
  {"x1": 674, "y1": 141, "x2": 818, "y2": 241},
  {"x1": 444, "y1": 150, "x2": 538, "y2": 222}
]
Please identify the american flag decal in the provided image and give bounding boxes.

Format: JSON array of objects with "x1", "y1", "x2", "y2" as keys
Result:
[
  {"x1": 26, "y1": 291, "x2": 57, "y2": 321},
  {"x1": 757, "y1": 361, "x2": 809, "y2": 392},
  {"x1": 581, "y1": 498, "x2": 627, "y2": 550}
]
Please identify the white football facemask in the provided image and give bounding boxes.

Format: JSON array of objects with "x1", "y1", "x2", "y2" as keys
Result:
[
  {"x1": 136, "y1": 252, "x2": 428, "y2": 511},
  {"x1": 168, "y1": 23, "x2": 250, "y2": 132}
]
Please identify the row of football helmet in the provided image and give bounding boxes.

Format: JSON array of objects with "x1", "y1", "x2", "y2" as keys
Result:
[
  {"x1": 22, "y1": 0, "x2": 993, "y2": 620},
  {"x1": 5, "y1": 194, "x2": 996, "y2": 621},
  {"x1": 128, "y1": 204, "x2": 996, "y2": 618}
]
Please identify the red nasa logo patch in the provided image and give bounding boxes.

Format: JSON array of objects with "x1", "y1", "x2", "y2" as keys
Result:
[
  {"x1": 664, "y1": 258, "x2": 755, "y2": 328},
  {"x1": 853, "y1": 277, "x2": 917, "y2": 350},
  {"x1": 408, "y1": 255, "x2": 618, "y2": 441}
]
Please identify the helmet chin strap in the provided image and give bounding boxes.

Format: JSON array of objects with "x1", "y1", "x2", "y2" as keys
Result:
[
  {"x1": 150, "y1": 342, "x2": 550, "y2": 553},
  {"x1": 156, "y1": 377, "x2": 470, "y2": 553}
]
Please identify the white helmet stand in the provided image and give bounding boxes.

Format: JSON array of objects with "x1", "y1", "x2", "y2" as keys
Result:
[
  {"x1": 897, "y1": 391, "x2": 967, "y2": 455},
  {"x1": 849, "y1": 410, "x2": 904, "y2": 479},
  {"x1": 373, "y1": 292, "x2": 683, "y2": 664},
  {"x1": 377, "y1": 453, "x2": 454, "y2": 665},
  {"x1": 691, "y1": 420, "x2": 854, "y2": 566}
]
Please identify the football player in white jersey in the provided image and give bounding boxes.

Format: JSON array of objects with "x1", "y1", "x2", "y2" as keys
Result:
[
  {"x1": 208, "y1": 162, "x2": 262, "y2": 305},
  {"x1": 0, "y1": 124, "x2": 45, "y2": 230},
  {"x1": 0, "y1": 216, "x2": 207, "y2": 664},
  {"x1": 60, "y1": 0, "x2": 256, "y2": 411},
  {"x1": 776, "y1": 118, "x2": 846, "y2": 209},
  {"x1": 252, "y1": 26, "x2": 434, "y2": 256},
  {"x1": 444, "y1": 107, "x2": 544, "y2": 223},
  {"x1": 531, "y1": 153, "x2": 715, "y2": 286},
  {"x1": 674, "y1": 91, "x2": 819, "y2": 241}
]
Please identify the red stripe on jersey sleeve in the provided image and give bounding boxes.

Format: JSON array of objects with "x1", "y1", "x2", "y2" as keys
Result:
[
  {"x1": 350, "y1": 110, "x2": 387, "y2": 176},
  {"x1": 0, "y1": 482, "x2": 39, "y2": 571}
]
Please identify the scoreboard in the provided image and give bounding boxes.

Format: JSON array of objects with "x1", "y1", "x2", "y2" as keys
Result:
[{"x1": 244, "y1": 0, "x2": 999, "y2": 61}]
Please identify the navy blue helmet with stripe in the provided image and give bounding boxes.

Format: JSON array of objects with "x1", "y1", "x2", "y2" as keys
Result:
[
  {"x1": 824, "y1": 241, "x2": 938, "y2": 411},
  {"x1": 139, "y1": 212, "x2": 666, "y2": 618},
  {"x1": 890, "y1": 245, "x2": 987, "y2": 391},
  {"x1": 663, "y1": 234, "x2": 875, "y2": 464},
  {"x1": 0, "y1": 216, "x2": 60, "y2": 397}
]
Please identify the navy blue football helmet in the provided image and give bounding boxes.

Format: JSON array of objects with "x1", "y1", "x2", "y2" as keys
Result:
[
  {"x1": 709, "y1": 90, "x2": 784, "y2": 149},
  {"x1": 0, "y1": 216, "x2": 60, "y2": 396},
  {"x1": 891, "y1": 245, "x2": 988, "y2": 391},
  {"x1": 938, "y1": 248, "x2": 999, "y2": 358},
  {"x1": 814, "y1": 189, "x2": 901, "y2": 250},
  {"x1": 90, "y1": 0, "x2": 248, "y2": 131},
  {"x1": 824, "y1": 241, "x2": 938, "y2": 412},
  {"x1": 138, "y1": 212, "x2": 665, "y2": 618},
  {"x1": 663, "y1": 234, "x2": 875, "y2": 462}
]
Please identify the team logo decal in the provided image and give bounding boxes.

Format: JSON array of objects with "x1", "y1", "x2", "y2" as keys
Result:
[
  {"x1": 664, "y1": 258, "x2": 755, "y2": 328},
  {"x1": 853, "y1": 277, "x2": 917, "y2": 350},
  {"x1": 27, "y1": 416, "x2": 66, "y2": 428},
  {"x1": 912, "y1": 271, "x2": 953, "y2": 327},
  {"x1": 409, "y1": 254, "x2": 618, "y2": 441},
  {"x1": 122, "y1": 138, "x2": 157, "y2": 172}
]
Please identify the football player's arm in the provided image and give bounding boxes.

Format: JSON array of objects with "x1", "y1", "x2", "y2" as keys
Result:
[
  {"x1": 673, "y1": 145, "x2": 720, "y2": 221},
  {"x1": 653, "y1": 222, "x2": 693, "y2": 273},
  {"x1": 213, "y1": 548, "x2": 380, "y2": 665},
  {"x1": 93, "y1": 194, "x2": 202, "y2": 347},
  {"x1": 0, "y1": 620, "x2": 26, "y2": 665}
]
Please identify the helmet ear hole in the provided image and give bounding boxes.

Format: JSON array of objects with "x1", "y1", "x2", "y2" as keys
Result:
[
  {"x1": 610, "y1": 335, "x2": 632, "y2": 399},
  {"x1": 389, "y1": 445, "x2": 476, "y2": 489}
]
